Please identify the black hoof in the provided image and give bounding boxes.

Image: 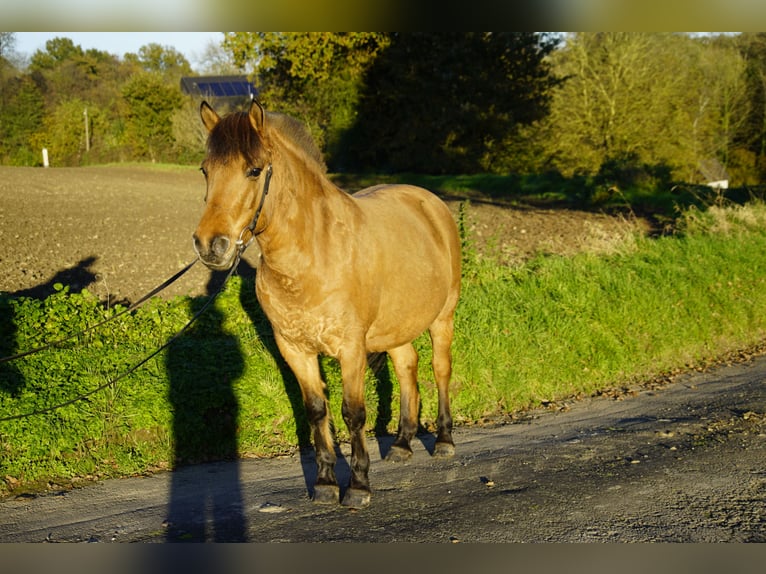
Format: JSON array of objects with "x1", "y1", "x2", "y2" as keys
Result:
[
  {"x1": 312, "y1": 483, "x2": 340, "y2": 504},
  {"x1": 385, "y1": 444, "x2": 413, "y2": 463},
  {"x1": 341, "y1": 488, "x2": 371, "y2": 509},
  {"x1": 433, "y1": 441, "x2": 455, "y2": 458}
]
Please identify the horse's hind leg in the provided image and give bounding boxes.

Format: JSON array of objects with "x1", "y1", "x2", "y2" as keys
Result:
[
  {"x1": 429, "y1": 315, "x2": 455, "y2": 458},
  {"x1": 385, "y1": 343, "x2": 420, "y2": 462}
]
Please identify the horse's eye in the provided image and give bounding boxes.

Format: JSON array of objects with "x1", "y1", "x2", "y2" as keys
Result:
[
  {"x1": 199, "y1": 166, "x2": 207, "y2": 178},
  {"x1": 247, "y1": 166, "x2": 262, "y2": 178}
]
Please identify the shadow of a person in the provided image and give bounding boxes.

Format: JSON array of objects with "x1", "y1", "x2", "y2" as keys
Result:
[
  {"x1": 165, "y1": 270, "x2": 247, "y2": 542},
  {"x1": 1, "y1": 256, "x2": 99, "y2": 398},
  {"x1": 0, "y1": 295, "x2": 24, "y2": 398},
  {"x1": 13, "y1": 256, "x2": 98, "y2": 300},
  {"x1": 235, "y1": 259, "x2": 317, "y2": 490}
]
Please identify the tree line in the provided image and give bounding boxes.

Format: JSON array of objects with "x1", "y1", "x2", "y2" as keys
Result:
[{"x1": 2, "y1": 32, "x2": 766, "y2": 186}]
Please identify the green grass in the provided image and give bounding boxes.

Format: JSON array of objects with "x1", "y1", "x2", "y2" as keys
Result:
[{"x1": 4, "y1": 200, "x2": 766, "y2": 496}]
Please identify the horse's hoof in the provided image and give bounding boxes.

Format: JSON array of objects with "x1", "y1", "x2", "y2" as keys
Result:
[
  {"x1": 433, "y1": 441, "x2": 455, "y2": 458},
  {"x1": 385, "y1": 445, "x2": 413, "y2": 463},
  {"x1": 341, "y1": 488, "x2": 371, "y2": 509},
  {"x1": 312, "y1": 484, "x2": 340, "y2": 504}
]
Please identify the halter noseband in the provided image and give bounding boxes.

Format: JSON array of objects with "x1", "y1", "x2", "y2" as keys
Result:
[{"x1": 236, "y1": 163, "x2": 273, "y2": 253}]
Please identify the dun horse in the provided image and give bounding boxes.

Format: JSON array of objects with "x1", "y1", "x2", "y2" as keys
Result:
[{"x1": 193, "y1": 100, "x2": 461, "y2": 508}]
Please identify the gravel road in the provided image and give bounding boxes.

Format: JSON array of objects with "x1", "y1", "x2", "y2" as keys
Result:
[{"x1": 2, "y1": 352, "x2": 764, "y2": 543}]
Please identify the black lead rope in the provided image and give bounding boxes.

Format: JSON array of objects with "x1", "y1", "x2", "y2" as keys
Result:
[
  {"x1": 0, "y1": 254, "x2": 242, "y2": 423},
  {"x1": 0, "y1": 259, "x2": 199, "y2": 364}
]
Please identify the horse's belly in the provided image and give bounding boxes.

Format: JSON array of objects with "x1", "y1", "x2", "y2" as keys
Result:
[
  {"x1": 260, "y1": 284, "x2": 442, "y2": 356},
  {"x1": 364, "y1": 288, "x2": 447, "y2": 352}
]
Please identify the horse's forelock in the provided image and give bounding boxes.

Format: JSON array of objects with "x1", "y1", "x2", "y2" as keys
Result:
[
  {"x1": 206, "y1": 111, "x2": 262, "y2": 165},
  {"x1": 206, "y1": 109, "x2": 327, "y2": 174}
]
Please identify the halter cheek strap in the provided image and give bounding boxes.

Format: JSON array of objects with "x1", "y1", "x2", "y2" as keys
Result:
[{"x1": 236, "y1": 163, "x2": 273, "y2": 252}]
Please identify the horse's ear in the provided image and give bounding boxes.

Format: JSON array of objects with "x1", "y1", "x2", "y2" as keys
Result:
[
  {"x1": 249, "y1": 98, "x2": 265, "y2": 133},
  {"x1": 200, "y1": 101, "x2": 220, "y2": 133}
]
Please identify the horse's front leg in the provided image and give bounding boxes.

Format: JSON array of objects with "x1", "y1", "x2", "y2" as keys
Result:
[
  {"x1": 276, "y1": 336, "x2": 339, "y2": 504},
  {"x1": 339, "y1": 345, "x2": 371, "y2": 508}
]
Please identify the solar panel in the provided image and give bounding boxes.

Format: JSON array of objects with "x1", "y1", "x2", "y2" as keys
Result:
[{"x1": 180, "y1": 76, "x2": 256, "y2": 99}]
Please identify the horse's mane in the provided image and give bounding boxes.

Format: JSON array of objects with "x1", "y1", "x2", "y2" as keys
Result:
[
  {"x1": 207, "y1": 109, "x2": 326, "y2": 173},
  {"x1": 267, "y1": 112, "x2": 327, "y2": 173}
]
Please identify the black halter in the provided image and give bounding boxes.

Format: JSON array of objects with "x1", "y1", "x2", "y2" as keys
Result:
[{"x1": 236, "y1": 163, "x2": 273, "y2": 252}]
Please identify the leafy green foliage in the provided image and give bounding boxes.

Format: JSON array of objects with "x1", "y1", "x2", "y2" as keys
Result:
[
  {"x1": 0, "y1": 75, "x2": 44, "y2": 165},
  {"x1": 29, "y1": 98, "x2": 93, "y2": 166},
  {"x1": 121, "y1": 73, "x2": 183, "y2": 162},
  {"x1": 4, "y1": 32, "x2": 766, "y2": 186},
  {"x1": 223, "y1": 32, "x2": 389, "y2": 163},
  {"x1": 1, "y1": 35, "x2": 190, "y2": 166},
  {"x1": 123, "y1": 43, "x2": 193, "y2": 84},
  {"x1": 542, "y1": 33, "x2": 758, "y2": 185},
  {"x1": 342, "y1": 32, "x2": 560, "y2": 174}
]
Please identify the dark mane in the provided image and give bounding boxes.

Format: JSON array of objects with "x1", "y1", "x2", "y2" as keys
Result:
[
  {"x1": 206, "y1": 110, "x2": 326, "y2": 173},
  {"x1": 267, "y1": 112, "x2": 327, "y2": 172}
]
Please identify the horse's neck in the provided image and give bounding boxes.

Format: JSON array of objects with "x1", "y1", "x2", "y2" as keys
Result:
[{"x1": 256, "y1": 160, "x2": 351, "y2": 278}]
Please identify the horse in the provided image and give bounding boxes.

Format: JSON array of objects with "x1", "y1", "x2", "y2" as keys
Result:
[{"x1": 192, "y1": 99, "x2": 461, "y2": 508}]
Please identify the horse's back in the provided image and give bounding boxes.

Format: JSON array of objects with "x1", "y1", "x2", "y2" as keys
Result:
[{"x1": 353, "y1": 183, "x2": 458, "y2": 250}]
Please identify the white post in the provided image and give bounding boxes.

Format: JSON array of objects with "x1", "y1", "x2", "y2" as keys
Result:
[
  {"x1": 42, "y1": 148, "x2": 49, "y2": 167},
  {"x1": 84, "y1": 108, "x2": 90, "y2": 152}
]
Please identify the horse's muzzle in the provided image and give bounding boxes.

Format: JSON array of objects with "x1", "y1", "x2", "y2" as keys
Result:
[{"x1": 192, "y1": 233, "x2": 236, "y2": 270}]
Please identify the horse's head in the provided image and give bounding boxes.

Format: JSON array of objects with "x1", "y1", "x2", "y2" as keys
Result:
[{"x1": 193, "y1": 100, "x2": 272, "y2": 270}]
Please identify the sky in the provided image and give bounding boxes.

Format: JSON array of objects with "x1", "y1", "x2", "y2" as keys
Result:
[{"x1": 13, "y1": 32, "x2": 224, "y2": 69}]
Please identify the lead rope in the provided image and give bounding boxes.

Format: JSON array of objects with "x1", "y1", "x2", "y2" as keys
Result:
[
  {"x1": 0, "y1": 253, "x2": 242, "y2": 422},
  {"x1": 0, "y1": 259, "x2": 198, "y2": 364}
]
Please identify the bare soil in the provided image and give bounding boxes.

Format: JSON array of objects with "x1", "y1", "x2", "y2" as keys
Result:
[
  {"x1": 1, "y1": 165, "x2": 764, "y2": 543},
  {"x1": 0, "y1": 165, "x2": 643, "y2": 303}
]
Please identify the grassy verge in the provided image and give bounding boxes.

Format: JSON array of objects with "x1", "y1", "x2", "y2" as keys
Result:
[{"x1": 3, "y1": 201, "x2": 766, "y2": 496}]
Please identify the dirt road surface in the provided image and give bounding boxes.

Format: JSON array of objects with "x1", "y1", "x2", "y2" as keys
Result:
[{"x1": 1, "y1": 353, "x2": 765, "y2": 543}]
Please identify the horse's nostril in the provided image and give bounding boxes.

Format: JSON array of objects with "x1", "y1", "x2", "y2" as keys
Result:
[
  {"x1": 211, "y1": 236, "x2": 230, "y2": 258},
  {"x1": 192, "y1": 234, "x2": 203, "y2": 255}
]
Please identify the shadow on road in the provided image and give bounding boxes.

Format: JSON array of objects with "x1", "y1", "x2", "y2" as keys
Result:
[{"x1": 164, "y1": 271, "x2": 247, "y2": 542}]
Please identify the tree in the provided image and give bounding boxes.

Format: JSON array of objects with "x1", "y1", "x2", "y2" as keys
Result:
[
  {"x1": 739, "y1": 33, "x2": 766, "y2": 181},
  {"x1": 693, "y1": 36, "x2": 751, "y2": 183},
  {"x1": 541, "y1": 33, "x2": 754, "y2": 184},
  {"x1": 196, "y1": 37, "x2": 239, "y2": 75},
  {"x1": 121, "y1": 72, "x2": 183, "y2": 162},
  {"x1": 0, "y1": 32, "x2": 16, "y2": 67},
  {"x1": 0, "y1": 75, "x2": 44, "y2": 165},
  {"x1": 28, "y1": 37, "x2": 83, "y2": 71},
  {"x1": 29, "y1": 98, "x2": 93, "y2": 166},
  {"x1": 124, "y1": 43, "x2": 193, "y2": 83},
  {"x1": 343, "y1": 32, "x2": 560, "y2": 174},
  {"x1": 222, "y1": 32, "x2": 389, "y2": 162},
  {"x1": 1, "y1": 34, "x2": 222, "y2": 166}
]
